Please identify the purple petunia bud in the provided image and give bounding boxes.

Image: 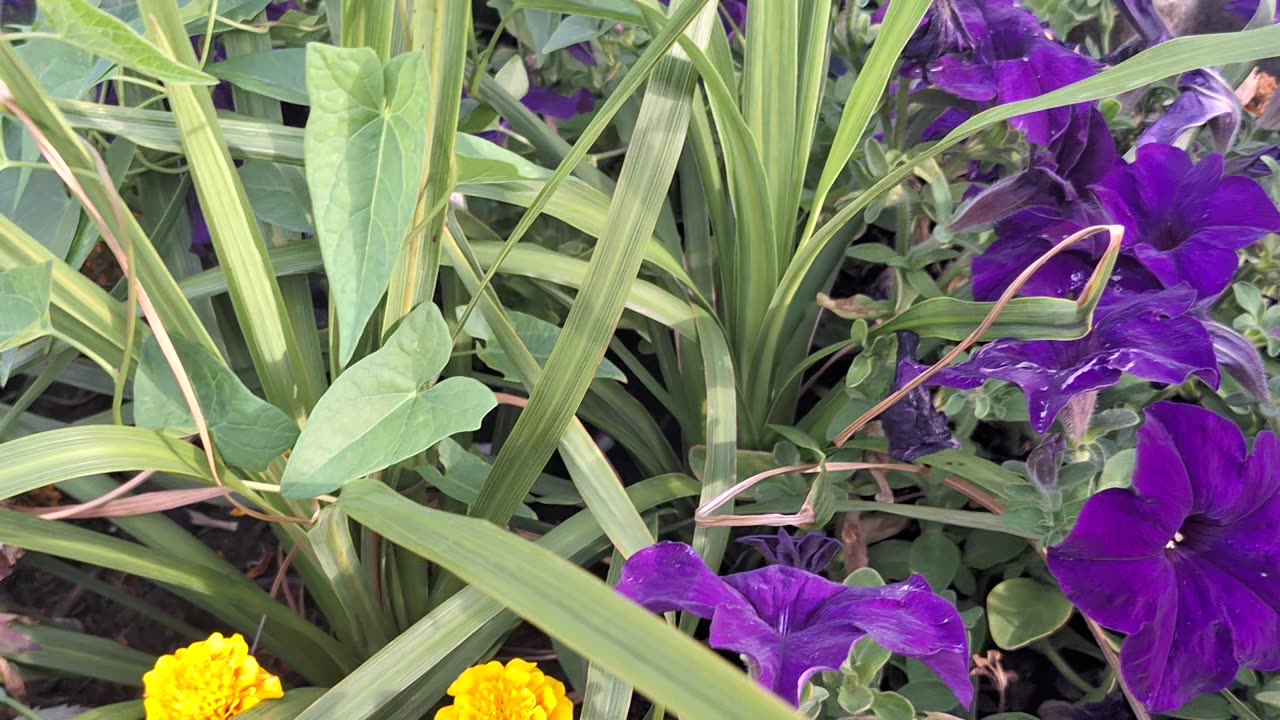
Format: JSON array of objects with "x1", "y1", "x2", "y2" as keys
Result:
[
  {"x1": 1207, "y1": 321, "x2": 1273, "y2": 406},
  {"x1": 1027, "y1": 433, "x2": 1067, "y2": 497}
]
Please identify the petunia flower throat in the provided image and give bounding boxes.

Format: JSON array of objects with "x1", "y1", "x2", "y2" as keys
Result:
[{"x1": 1048, "y1": 402, "x2": 1280, "y2": 712}]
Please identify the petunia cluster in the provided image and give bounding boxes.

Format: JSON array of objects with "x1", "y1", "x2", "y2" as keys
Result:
[
  {"x1": 615, "y1": 540, "x2": 973, "y2": 708},
  {"x1": 1048, "y1": 402, "x2": 1280, "y2": 712},
  {"x1": 894, "y1": 0, "x2": 1280, "y2": 435}
]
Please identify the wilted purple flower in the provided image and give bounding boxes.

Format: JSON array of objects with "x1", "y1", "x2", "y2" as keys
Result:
[
  {"x1": 950, "y1": 104, "x2": 1115, "y2": 232},
  {"x1": 737, "y1": 529, "x2": 842, "y2": 573},
  {"x1": 915, "y1": 287, "x2": 1220, "y2": 433},
  {"x1": 1112, "y1": 0, "x2": 1172, "y2": 44},
  {"x1": 1048, "y1": 402, "x2": 1280, "y2": 713},
  {"x1": 882, "y1": 333, "x2": 961, "y2": 461},
  {"x1": 616, "y1": 542, "x2": 973, "y2": 707},
  {"x1": 1206, "y1": 321, "x2": 1272, "y2": 404},
  {"x1": 1138, "y1": 69, "x2": 1241, "y2": 153},
  {"x1": 972, "y1": 144, "x2": 1280, "y2": 303}
]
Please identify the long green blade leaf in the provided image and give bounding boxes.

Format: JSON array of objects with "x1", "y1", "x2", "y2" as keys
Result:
[{"x1": 338, "y1": 478, "x2": 798, "y2": 720}]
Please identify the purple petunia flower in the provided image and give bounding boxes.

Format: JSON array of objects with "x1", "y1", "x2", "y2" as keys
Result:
[
  {"x1": 1138, "y1": 69, "x2": 1241, "y2": 153},
  {"x1": 616, "y1": 542, "x2": 973, "y2": 707},
  {"x1": 912, "y1": 287, "x2": 1220, "y2": 433},
  {"x1": 1095, "y1": 145, "x2": 1280, "y2": 299},
  {"x1": 266, "y1": 1, "x2": 298, "y2": 20},
  {"x1": 737, "y1": 529, "x2": 842, "y2": 573},
  {"x1": 1048, "y1": 402, "x2": 1280, "y2": 712},
  {"x1": 475, "y1": 86, "x2": 595, "y2": 147},
  {"x1": 972, "y1": 144, "x2": 1280, "y2": 303},
  {"x1": 565, "y1": 42, "x2": 597, "y2": 67},
  {"x1": 925, "y1": 0, "x2": 1098, "y2": 146}
]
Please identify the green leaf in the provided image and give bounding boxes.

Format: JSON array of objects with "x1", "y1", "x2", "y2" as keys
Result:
[
  {"x1": 133, "y1": 335, "x2": 299, "y2": 472},
  {"x1": 870, "y1": 690, "x2": 915, "y2": 720},
  {"x1": 238, "y1": 161, "x2": 314, "y2": 234},
  {"x1": 417, "y1": 439, "x2": 537, "y2": 520},
  {"x1": 987, "y1": 578, "x2": 1073, "y2": 650},
  {"x1": 38, "y1": 0, "x2": 218, "y2": 85},
  {"x1": 1168, "y1": 694, "x2": 1235, "y2": 720},
  {"x1": 873, "y1": 295, "x2": 1096, "y2": 342},
  {"x1": 337, "y1": 478, "x2": 799, "y2": 720},
  {"x1": 0, "y1": 262, "x2": 52, "y2": 352},
  {"x1": 908, "y1": 531, "x2": 961, "y2": 590},
  {"x1": 208, "y1": 48, "x2": 309, "y2": 106},
  {"x1": 71, "y1": 688, "x2": 326, "y2": 720},
  {"x1": 463, "y1": 309, "x2": 626, "y2": 382},
  {"x1": 237, "y1": 689, "x2": 329, "y2": 719},
  {"x1": 280, "y1": 303, "x2": 496, "y2": 498},
  {"x1": 303, "y1": 45, "x2": 430, "y2": 365},
  {"x1": 846, "y1": 243, "x2": 902, "y2": 264}
]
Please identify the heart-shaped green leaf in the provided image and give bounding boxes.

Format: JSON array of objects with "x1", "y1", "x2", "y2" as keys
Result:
[
  {"x1": 133, "y1": 335, "x2": 299, "y2": 472},
  {"x1": 281, "y1": 303, "x2": 496, "y2": 499},
  {"x1": 0, "y1": 263, "x2": 52, "y2": 352},
  {"x1": 39, "y1": 0, "x2": 218, "y2": 85},
  {"x1": 303, "y1": 44, "x2": 430, "y2": 365}
]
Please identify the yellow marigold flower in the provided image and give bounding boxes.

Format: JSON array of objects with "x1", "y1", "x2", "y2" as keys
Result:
[
  {"x1": 435, "y1": 658, "x2": 573, "y2": 720},
  {"x1": 142, "y1": 632, "x2": 284, "y2": 720}
]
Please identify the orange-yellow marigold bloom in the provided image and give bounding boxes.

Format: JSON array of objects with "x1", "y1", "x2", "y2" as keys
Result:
[
  {"x1": 142, "y1": 632, "x2": 284, "y2": 720},
  {"x1": 435, "y1": 658, "x2": 573, "y2": 720}
]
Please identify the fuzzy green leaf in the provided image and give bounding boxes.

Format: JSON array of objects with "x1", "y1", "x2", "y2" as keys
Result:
[
  {"x1": 38, "y1": 0, "x2": 218, "y2": 85},
  {"x1": 280, "y1": 303, "x2": 496, "y2": 499},
  {"x1": 133, "y1": 335, "x2": 299, "y2": 472},
  {"x1": 303, "y1": 45, "x2": 430, "y2": 365}
]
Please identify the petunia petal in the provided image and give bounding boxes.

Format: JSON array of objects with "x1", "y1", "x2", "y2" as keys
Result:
[
  {"x1": 1141, "y1": 402, "x2": 1247, "y2": 518},
  {"x1": 718, "y1": 567, "x2": 849, "y2": 703},
  {"x1": 1120, "y1": 560, "x2": 1238, "y2": 713},
  {"x1": 816, "y1": 575, "x2": 974, "y2": 707},
  {"x1": 615, "y1": 541, "x2": 746, "y2": 619},
  {"x1": 1176, "y1": 531, "x2": 1280, "y2": 671},
  {"x1": 1047, "y1": 489, "x2": 1178, "y2": 633}
]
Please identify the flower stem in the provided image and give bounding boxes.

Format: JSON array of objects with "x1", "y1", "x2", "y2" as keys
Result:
[
  {"x1": 1034, "y1": 640, "x2": 1094, "y2": 694},
  {"x1": 1083, "y1": 616, "x2": 1151, "y2": 720}
]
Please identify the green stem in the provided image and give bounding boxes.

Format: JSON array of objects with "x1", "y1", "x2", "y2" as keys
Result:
[
  {"x1": 1035, "y1": 640, "x2": 1094, "y2": 694},
  {"x1": 0, "y1": 693, "x2": 42, "y2": 720}
]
